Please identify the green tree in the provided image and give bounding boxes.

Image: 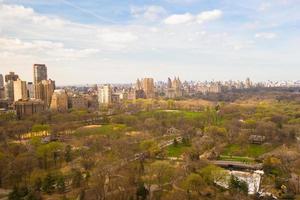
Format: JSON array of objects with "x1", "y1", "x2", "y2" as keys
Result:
[
  {"x1": 56, "y1": 176, "x2": 66, "y2": 193},
  {"x1": 183, "y1": 173, "x2": 206, "y2": 197},
  {"x1": 42, "y1": 173, "x2": 55, "y2": 194},
  {"x1": 64, "y1": 145, "x2": 72, "y2": 163},
  {"x1": 229, "y1": 175, "x2": 248, "y2": 195}
]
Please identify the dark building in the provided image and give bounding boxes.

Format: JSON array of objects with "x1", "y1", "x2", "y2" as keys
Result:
[{"x1": 14, "y1": 99, "x2": 45, "y2": 119}]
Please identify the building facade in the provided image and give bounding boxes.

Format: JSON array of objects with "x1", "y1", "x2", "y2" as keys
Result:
[
  {"x1": 166, "y1": 77, "x2": 183, "y2": 98},
  {"x1": 0, "y1": 74, "x2": 3, "y2": 88},
  {"x1": 142, "y1": 78, "x2": 155, "y2": 98},
  {"x1": 33, "y1": 64, "x2": 47, "y2": 84},
  {"x1": 70, "y1": 95, "x2": 88, "y2": 110},
  {"x1": 35, "y1": 79, "x2": 55, "y2": 107},
  {"x1": 98, "y1": 84, "x2": 112, "y2": 105},
  {"x1": 13, "y1": 78, "x2": 27, "y2": 101},
  {"x1": 27, "y1": 82, "x2": 35, "y2": 99},
  {"x1": 50, "y1": 89, "x2": 68, "y2": 112},
  {"x1": 14, "y1": 99, "x2": 45, "y2": 119}
]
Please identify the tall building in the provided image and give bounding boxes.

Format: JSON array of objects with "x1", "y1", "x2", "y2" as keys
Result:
[
  {"x1": 166, "y1": 77, "x2": 183, "y2": 98},
  {"x1": 13, "y1": 78, "x2": 27, "y2": 101},
  {"x1": 50, "y1": 89, "x2": 68, "y2": 112},
  {"x1": 33, "y1": 64, "x2": 47, "y2": 84},
  {"x1": 0, "y1": 74, "x2": 4, "y2": 99},
  {"x1": 141, "y1": 78, "x2": 155, "y2": 98},
  {"x1": 98, "y1": 84, "x2": 112, "y2": 105},
  {"x1": 4, "y1": 72, "x2": 19, "y2": 101},
  {"x1": 5, "y1": 81, "x2": 14, "y2": 101},
  {"x1": 5, "y1": 72, "x2": 19, "y2": 82},
  {"x1": 0, "y1": 88, "x2": 4, "y2": 99},
  {"x1": 27, "y1": 82, "x2": 35, "y2": 99},
  {"x1": 245, "y1": 78, "x2": 252, "y2": 89},
  {"x1": 14, "y1": 99, "x2": 45, "y2": 119},
  {"x1": 0, "y1": 74, "x2": 4, "y2": 88},
  {"x1": 35, "y1": 79, "x2": 55, "y2": 107}
]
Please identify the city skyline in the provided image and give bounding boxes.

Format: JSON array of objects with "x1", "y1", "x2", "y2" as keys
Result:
[{"x1": 0, "y1": 0, "x2": 300, "y2": 84}]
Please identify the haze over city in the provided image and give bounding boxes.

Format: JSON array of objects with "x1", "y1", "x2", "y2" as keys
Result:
[{"x1": 1, "y1": 0, "x2": 300, "y2": 85}]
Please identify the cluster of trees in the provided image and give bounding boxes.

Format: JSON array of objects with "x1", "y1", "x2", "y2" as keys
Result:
[{"x1": 0, "y1": 92, "x2": 300, "y2": 199}]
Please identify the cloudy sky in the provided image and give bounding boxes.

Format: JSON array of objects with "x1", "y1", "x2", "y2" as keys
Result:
[{"x1": 0, "y1": 0, "x2": 299, "y2": 85}]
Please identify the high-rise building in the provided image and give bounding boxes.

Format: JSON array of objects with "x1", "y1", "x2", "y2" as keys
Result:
[
  {"x1": 13, "y1": 78, "x2": 27, "y2": 101},
  {"x1": 5, "y1": 81, "x2": 14, "y2": 101},
  {"x1": 27, "y1": 82, "x2": 35, "y2": 99},
  {"x1": 33, "y1": 64, "x2": 47, "y2": 84},
  {"x1": 5, "y1": 72, "x2": 19, "y2": 83},
  {"x1": 98, "y1": 84, "x2": 112, "y2": 105},
  {"x1": 166, "y1": 77, "x2": 183, "y2": 98},
  {"x1": 245, "y1": 78, "x2": 252, "y2": 89},
  {"x1": 4, "y1": 72, "x2": 19, "y2": 102},
  {"x1": 50, "y1": 89, "x2": 68, "y2": 112},
  {"x1": 0, "y1": 88, "x2": 5, "y2": 99},
  {"x1": 142, "y1": 78, "x2": 155, "y2": 98},
  {"x1": 0, "y1": 74, "x2": 4, "y2": 88},
  {"x1": 35, "y1": 79, "x2": 55, "y2": 107}
]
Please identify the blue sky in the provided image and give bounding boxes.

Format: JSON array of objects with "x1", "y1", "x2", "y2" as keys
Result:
[{"x1": 0, "y1": 0, "x2": 299, "y2": 85}]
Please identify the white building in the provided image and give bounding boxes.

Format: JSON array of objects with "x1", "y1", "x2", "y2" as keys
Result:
[{"x1": 98, "y1": 84, "x2": 112, "y2": 105}]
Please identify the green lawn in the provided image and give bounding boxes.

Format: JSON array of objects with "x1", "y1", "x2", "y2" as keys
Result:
[
  {"x1": 219, "y1": 155, "x2": 255, "y2": 163},
  {"x1": 167, "y1": 143, "x2": 191, "y2": 157},
  {"x1": 222, "y1": 143, "x2": 272, "y2": 158},
  {"x1": 74, "y1": 124, "x2": 128, "y2": 139}
]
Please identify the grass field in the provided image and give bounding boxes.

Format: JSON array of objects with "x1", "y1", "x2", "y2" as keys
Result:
[
  {"x1": 222, "y1": 144, "x2": 272, "y2": 158},
  {"x1": 74, "y1": 124, "x2": 128, "y2": 139},
  {"x1": 219, "y1": 155, "x2": 255, "y2": 163},
  {"x1": 167, "y1": 143, "x2": 191, "y2": 157}
]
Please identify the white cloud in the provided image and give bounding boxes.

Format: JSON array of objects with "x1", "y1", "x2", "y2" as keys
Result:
[
  {"x1": 196, "y1": 9, "x2": 222, "y2": 24},
  {"x1": 164, "y1": 9, "x2": 222, "y2": 25},
  {"x1": 164, "y1": 13, "x2": 194, "y2": 25},
  {"x1": 0, "y1": 37, "x2": 99, "y2": 60},
  {"x1": 98, "y1": 29, "x2": 138, "y2": 43},
  {"x1": 130, "y1": 5, "x2": 167, "y2": 21},
  {"x1": 255, "y1": 32, "x2": 277, "y2": 39},
  {"x1": 0, "y1": 4, "x2": 65, "y2": 27}
]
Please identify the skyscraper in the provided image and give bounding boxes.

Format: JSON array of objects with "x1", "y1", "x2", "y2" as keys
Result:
[
  {"x1": 27, "y1": 82, "x2": 35, "y2": 99},
  {"x1": 98, "y1": 84, "x2": 112, "y2": 105},
  {"x1": 5, "y1": 72, "x2": 19, "y2": 82},
  {"x1": 0, "y1": 74, "x2": 4, "y2": 88},
  {"x1": 4, "y1": 72, "x2": 19, "y2": 101},
  {"x1": 35, "y1": 79, "x2": 55, "y2": 107},
  {"x1": 33, "y1": 64, "x2": 47, "y2": 84},
  {"x1": 142, "y1": 78, "x2": 155, "y2": 98},
  {"x1": 13, "y1": 78, "x2": 27, "y2": 101},
  {"x1": 0, "y1": 74, "x2": 4, "y2": 99}
]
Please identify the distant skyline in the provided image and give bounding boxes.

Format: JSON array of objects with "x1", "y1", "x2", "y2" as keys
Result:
[{"x1": 0, "y1": 0, "x2": 299, "y2": 85}]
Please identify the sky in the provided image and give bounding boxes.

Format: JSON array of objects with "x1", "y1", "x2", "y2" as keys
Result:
[{"x1": 0, "y1": 0, "x2": 299, "y2": 85}]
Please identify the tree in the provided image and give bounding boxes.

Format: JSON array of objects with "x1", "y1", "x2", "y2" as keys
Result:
[
  {"x1": 42, "y1": 173, "x2": 55, "y2": 194},
  {"x1": 183, "y1": 173, "x2": 206, "y2": 197},
  {"x1": 229, "y1": 175, "x2": 248, "y2": 195},
  {"x1": 173, "y1": 138, "x2": 178, "y2": 147},
  {"x1": 144, "y1": 161, "x2": 174, "y2": 190},
  {"x1": 136, "y1": 183, "x2": 149, "y2": 200},
  {"x1": 57, "y1": 176, "x2": 66, "y2": 193},
  {"x1": 71, "y1": 169, "x2": 82, "y2": 188},
  {"x1": 64, "y1": 145, "x2": 72, "y2": 163}
]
